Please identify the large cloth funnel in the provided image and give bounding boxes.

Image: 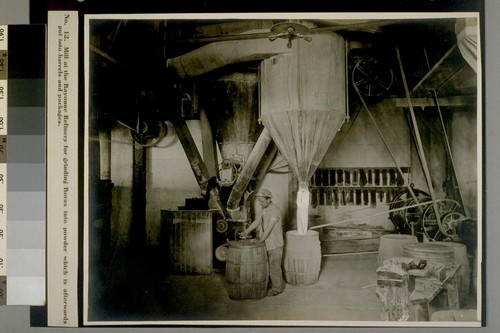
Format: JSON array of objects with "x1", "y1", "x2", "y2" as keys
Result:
[{"x1": 260, "y1": 32, "x2": 347, "y2": 233}]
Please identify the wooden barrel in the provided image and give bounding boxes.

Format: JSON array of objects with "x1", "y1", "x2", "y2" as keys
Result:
[
  {"x1": 437, "y1": 241, "x2": 471, "y2": 306},
  {"x1": 225, "y1": 240, "x2": 269, "y2": 300},
  {"x1": 162, "y1": 210, "x2": 213, "y2": 275},
  {"x1": 284, "y1": 230, "x2": 322, "y2": 285},
  {"x1": 377, "y1": 234, "x2": 418, "y2": 266},
  {"x1": 402, "y1": 243, "x2": 455, "y2": 269}
]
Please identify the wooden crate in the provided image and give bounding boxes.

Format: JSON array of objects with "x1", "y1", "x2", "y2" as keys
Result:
[
  {"x1": 319, "y1": 226, "x2": 387, "y2": 254},
  {"x1": 321, "y1": 237, "x2": 381, "y2": 254}
]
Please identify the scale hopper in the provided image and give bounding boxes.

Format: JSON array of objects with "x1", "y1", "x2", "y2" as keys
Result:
[
  {"x1": 260, "y1": 32, "x2": 347, "y2": 233},
  {"x1": 201, "y1": 71, "x2": 262, "y2": 169}
]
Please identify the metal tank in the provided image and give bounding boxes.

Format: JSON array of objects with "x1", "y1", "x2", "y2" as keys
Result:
[{"x1": 200, "y1": 70, "x2": 263, "y2": 170}]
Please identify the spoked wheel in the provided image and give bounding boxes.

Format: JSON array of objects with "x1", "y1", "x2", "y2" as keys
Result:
[
  {"x1": 388, "y1": 188, "x2": 431, "y2": 234},
  {"x1": 352, "y1": 58, "x2": 394, "y2": 97},
  {"x1": 401, "y1": 197, "x2": 432, "y2": 236},
  {"x1": 422, "y1": 199, "x2": 462, "y2": 241},
  {"x1": 440, "y1": 211, "x2": 465, "y2": 240}
]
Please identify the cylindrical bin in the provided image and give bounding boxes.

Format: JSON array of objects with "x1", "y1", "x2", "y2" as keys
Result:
[
  {"x1": 438, "y1": 241, "x2": 471, "y2": 306},
  {"x1": 161, "y1": 210, "x2": 213, "y2": 275},
  {"x1": 377, "y1": 234, "x2": 418, "y2": 266},
  {"x1": 402, "y1": 243, "x2": 455, "y2": 269},
  {"x1": 225, "y1": 240, "x2": 269, "y2": 300},
  {"x1": 283, "y1": 230, "x2": 322, "y2": 285}
]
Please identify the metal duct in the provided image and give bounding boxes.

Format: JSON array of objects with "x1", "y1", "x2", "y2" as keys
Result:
[
  {"x1": 166, "y1": 38, "x2": 291, "y2": 78},
  {"x1": 226, "y1": 128, "x2": 274, "y2": 218},
  {"x1": 166, "y1": 37, "x2": 291, "y2": 216}
]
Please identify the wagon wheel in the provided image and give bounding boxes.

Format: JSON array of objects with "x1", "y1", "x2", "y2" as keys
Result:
[
  {"x1": 352, "y1": 58, "x2": 394, "y2": 97},
  {"x1": 388, "y1": 188, "x2": 431, "y2": 234},
  {"x1": 421, "y1": 199, "x2": 461, "y2": 241}
]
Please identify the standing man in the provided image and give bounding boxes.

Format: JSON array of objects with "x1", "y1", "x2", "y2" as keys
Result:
[{"x1": 239, "y1": 189, "x2": 285, "y2": 296}]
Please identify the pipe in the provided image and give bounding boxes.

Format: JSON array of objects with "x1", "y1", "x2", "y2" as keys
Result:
[
  {"x1": 166, "y1": 38, "x2": 291, "y2": 78},
  {"x1": 170, "y1": 116, "x2": 228, "y2": 218},
  {"x1": 226, "y1": 128, "x2": 273, "y2": 217},
  {"x1": 431, "y1": 89, "x2": 467, "y2": 216},
  {"x1": 253, "y1": 144, "x2": 279, "y2": 188},
  {"x1": 199, "y1": 108, "x2": 218, "y2": 178}
]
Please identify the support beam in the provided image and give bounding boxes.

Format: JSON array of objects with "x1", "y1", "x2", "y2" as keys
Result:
[
  {"x1": 394, "y1": 96, "x2": 475, "y2": 108},
  {"x1": 131, "y1": 143, "x2": 147, "y2": 249},
  {"x1": 396, "y1": 47, "x2": 442, "y2": 238},
  {"x1": 410, "y1": 44, "x2": 476, "y2": 98},
  {"x1": 411, "y1": 45, "x2": 459, "y2": 94}
]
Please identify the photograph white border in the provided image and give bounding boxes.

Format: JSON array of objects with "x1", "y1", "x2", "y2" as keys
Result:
[{"x1": 82, "y1": 11, "x2": 482, "y2": 327}]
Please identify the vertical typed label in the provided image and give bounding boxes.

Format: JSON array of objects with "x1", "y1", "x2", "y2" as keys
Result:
[
  {"x1": 47, "y1": 12, "x2": 78, "y2": 326},
  {"x1": 0, "y1": 24, "x2": 7, "y2": 306}
]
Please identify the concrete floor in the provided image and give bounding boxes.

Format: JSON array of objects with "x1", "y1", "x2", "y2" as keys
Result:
[
  {"x1": 87, "y1": 247, "x2": 478, "y2": 325},
  {"x1": 156, "y1": 252, "x2": 383, "y2": 323}
]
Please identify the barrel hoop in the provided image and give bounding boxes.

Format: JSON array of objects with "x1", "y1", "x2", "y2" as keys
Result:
[{"x1": 285, "y1": 270, "x2": 321, "y2": 275}]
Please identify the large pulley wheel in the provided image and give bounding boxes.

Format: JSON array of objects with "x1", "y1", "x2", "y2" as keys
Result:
[
  {"x1": 131, "y1": 120, "x2": 168, "y2": 147},
  {"x1": 215, "y1": 244, "x2": 229, "y2": 262},
  {"x1": 215, "y1": 219, "x2": 229, "y2": 233},
  {"x1": 421, "y1": 199, "x2": 461, "y2": 241},
  {"x1": 440, "y1": 211, "x2": 465, "y2": 239},
  {"x1": 352, "y1": 58, "x2": 394, "y2": 97},
  {"x1": 388, "y1": 188, "x2": 431, "y2": 234}
]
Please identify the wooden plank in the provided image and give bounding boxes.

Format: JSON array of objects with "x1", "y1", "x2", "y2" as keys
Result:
[
  {"x1": 410, "y1": 44, "x2": 476, "y2": 97},
  {"x1": 394, "y1": 96, "x2": 475, "y2": 107}
]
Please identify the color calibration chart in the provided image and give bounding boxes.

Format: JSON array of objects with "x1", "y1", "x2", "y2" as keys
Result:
[{"x1": 0, "y1": 25, "x2": 46, "y2": 306}]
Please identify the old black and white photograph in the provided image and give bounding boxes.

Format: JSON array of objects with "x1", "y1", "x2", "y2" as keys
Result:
[{"x1": 83, "y1": 13, "x2": 481, "y2": 326}]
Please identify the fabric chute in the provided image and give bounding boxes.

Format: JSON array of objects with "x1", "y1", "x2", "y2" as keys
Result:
[
  {"x1": 455, "y1": 17, "x2": 478, "y2": 73},
  {"x1": 260, "y1": 33, "x2": 347, "y2": 233}
]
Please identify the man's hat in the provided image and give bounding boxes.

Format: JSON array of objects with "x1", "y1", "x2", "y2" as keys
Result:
[{"x1": 256, "y1": 188, "x2": 272, "y2": 198}]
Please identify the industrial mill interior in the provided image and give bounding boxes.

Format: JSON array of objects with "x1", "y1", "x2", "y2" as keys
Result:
[{"x1": 84, "y1": 14, "x2": 480, "y2": 325}]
